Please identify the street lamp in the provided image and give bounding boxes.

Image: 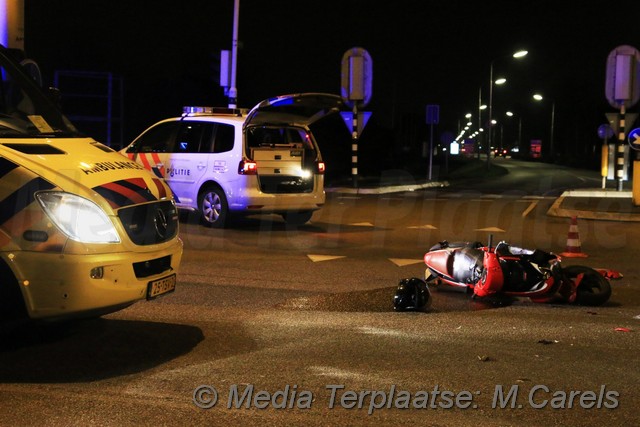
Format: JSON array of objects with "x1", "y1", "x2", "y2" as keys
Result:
[
  {"x1": 487, "y1": 49, "x2": 528, "y2": 169},
  {"x1": 533, "y1": 93, "x2": 556, "y2": 160}
]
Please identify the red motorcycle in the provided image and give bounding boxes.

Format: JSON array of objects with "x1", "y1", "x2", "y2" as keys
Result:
[{"x1": 422, "y1": 237, "x2": 612, "y2": 306}]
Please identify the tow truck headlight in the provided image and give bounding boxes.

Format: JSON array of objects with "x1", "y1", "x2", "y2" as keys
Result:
[{"x1": 36, "y1": 192, "x2": 120, "y2": 243}]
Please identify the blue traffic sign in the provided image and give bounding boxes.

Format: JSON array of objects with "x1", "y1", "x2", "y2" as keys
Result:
[
  {"x1": 597, "y1": 124, "x2": 614, "y2": 140},
  {"x1": 341, "y1": 47, "x2": 373, "y2": 109},
  {"x1": 629, "y1": 127, "x2": 640, "y2": 151},
  {"x1": 605, "y1": 45, "x2": 640, "y2": 109},
  {"x1": 426, "y1": 104, "x2": 439, "y2": 125}
]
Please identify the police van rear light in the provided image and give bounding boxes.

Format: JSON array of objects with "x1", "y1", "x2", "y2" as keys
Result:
[
  {"x1": 317, "y1": 161, "x2": 325, "y2": 174},
  {"x1": 238, "y1": 159, "x2": 258, "y2": 175}
]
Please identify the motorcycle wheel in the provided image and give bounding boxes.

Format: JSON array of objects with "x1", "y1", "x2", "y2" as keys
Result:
[{"x1": 563, "y1": 265, "x2": 612, "y2": 306}]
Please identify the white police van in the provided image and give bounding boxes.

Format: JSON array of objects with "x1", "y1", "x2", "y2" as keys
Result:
[{"x1": 121, "y1": 93, "x2": 343, "y2": 227}]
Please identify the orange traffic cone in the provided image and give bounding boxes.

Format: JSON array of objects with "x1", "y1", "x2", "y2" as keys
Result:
[{"x1": 560, "y1": 216, "x2": 588, "y2": 258}]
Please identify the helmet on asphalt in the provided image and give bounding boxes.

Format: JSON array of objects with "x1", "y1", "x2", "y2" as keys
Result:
[{"x1": 393, "y1": 278, "x2": 431, "y2": 312}]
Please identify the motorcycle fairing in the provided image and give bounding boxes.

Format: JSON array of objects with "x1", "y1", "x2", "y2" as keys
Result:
[{"x1": 424, "y1": 245, "x2": 483, "y2": 285}]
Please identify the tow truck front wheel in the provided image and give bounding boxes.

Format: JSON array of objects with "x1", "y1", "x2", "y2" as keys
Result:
[{"x1": 198, "y1": 185, "x2": 228, "y2": 228}]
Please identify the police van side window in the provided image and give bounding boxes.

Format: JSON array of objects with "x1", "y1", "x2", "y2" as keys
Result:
[
  {"x1": 175, "y1": 121, "x2": 211, "y2": 153},
  {"x1": 210, "y1": 123, "x2": 234, "y2": 153},
  {"x1": 127, "y1": 122, "x2": 178, "y2": 153}
]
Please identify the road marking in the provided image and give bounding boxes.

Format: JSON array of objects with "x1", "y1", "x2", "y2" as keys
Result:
[
  {"x1": 358, "y1": 326, "x2": 416, "y2": 338},
  {"x1": 475, "y1": 226, "x2": 505, "y2": 232},
  {"x1": 349, "y1": 222, "x2": 374, "y2": 227},
  {"x1": 307, "y1": 254, "x2": 346, "y2": 262},
  {"x1": 308, "y1": 366, "x2": 376, "y2": 381},
  {"x1": 389, "y1": 258, "x2": 424, "y2": 267},
  {"x1": 522, "y1": 200, "x2": 538, "y2": 218},
  {"x1": 407, "y1": 224, "x2": 438, "y2": 229}
]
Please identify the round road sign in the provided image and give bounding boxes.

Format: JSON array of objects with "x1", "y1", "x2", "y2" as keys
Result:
[
  {"x1": 629, "y1": 127, "x2": 640, "y2": 151},
  {"x1": 598, "y1": 124, "x2": 614, "y2": 140}
]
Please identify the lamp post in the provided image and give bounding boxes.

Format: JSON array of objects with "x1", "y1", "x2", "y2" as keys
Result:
[
  {"x1": 478, "y1": 87, "x2": 486, "y2": 159},
  {"x1": 487, "y1": 50, "x2": 528, "y2": 169},
  {"x1": 227, "y1": 0, "x2": 240, "y2": 108},
  {"x1": 505, "y1": 111, "x2": 523, "y2": 154},
  {"x1": 533, "y1": 93, "x2": 556, "y2": 161}
]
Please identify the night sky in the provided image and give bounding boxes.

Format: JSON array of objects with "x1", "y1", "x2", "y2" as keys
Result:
[{"x1": 22, "y1": 0, "x2": 640, "y2": 170}]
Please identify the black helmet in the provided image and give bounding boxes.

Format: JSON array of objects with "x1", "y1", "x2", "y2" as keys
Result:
[{"x1": 393, "y1": 278, "x2": 431, "y2": 312}]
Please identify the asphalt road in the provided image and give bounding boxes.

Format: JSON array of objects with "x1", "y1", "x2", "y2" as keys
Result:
[{"x1": 1, "y1": 160, "x2": 639, "y2": 426}]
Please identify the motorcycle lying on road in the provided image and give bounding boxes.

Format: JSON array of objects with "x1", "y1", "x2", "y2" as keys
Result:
[
  {"x1": 423, "y1": 237, "x2": 611, "y2": 305},
  {"x1": 394, "y1": 237, "x2": 612, "y2": 311}
]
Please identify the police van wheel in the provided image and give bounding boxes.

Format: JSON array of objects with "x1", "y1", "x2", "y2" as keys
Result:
[
  {"x1": 282, "y1": 211, "x2": 313, "y2": 226},
  {"x1": 198, "y1": 185, "x2": 228, "y2": 228}
]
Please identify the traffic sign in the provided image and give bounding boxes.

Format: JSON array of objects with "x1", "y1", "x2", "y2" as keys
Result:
[
  {"x1": 597, "y1": 124, "x2": 614, "y2": 140},
  {"x1": 629, "y1": 127, "x2": 640, "y2": 151},
  {"x1": 605, "y1": 112, "x2": 638, "y2": 134},
  {"x1": 605, "y1": 45, "x2": 640, "y2": 109},
  {"x1": 426, "y1": 105, "x2": 439, "y2": 125},
  {"x1": 340, "y1": 47, "x2": 373, "y2": 108},
  {"x1": 340, "y1": 111, "x2": 372, "y2": 134}
]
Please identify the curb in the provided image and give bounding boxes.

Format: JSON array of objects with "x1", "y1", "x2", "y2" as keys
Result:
[
  {"x1": 326, "y1": 180, "x2": 449, "y2": 195},
  {"x1": 546, "y1": 190, "x2": 640, "y2": 222}
]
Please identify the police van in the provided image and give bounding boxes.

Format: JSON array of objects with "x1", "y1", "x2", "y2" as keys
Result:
[
  {"x1": 120, "y1": 93, "x2": 343, "y2": 228},
  {"x1": 0, "y1": 45, "x2": 183, "y2": 321}
]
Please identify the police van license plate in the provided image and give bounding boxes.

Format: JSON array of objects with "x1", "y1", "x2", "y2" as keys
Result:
[{"x1": 147, "y1": 274, "x2": 176, "y2": 299}]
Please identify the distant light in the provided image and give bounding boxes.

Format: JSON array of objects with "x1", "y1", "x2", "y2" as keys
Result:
[
  {"x1": 506, "y1": 111, "x2": 514, "y2": 117},
  {"x1": 480, "y1": 105, "x2": 487, "y2": 110},
  {"x1": 465, "y1": 113, "x2": 472, "y2": 119},
  {"x1": 495, "y1": 78, "x2": 506, "y2": 85},
  {"x1": 513, "y1": 50, "x2": 528, "y2": 58},
  {"x1": 533, "y1": 93, "x2": 543, "y2": 101}
]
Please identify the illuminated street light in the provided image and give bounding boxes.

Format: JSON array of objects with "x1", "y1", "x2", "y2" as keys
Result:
[{"x1": 487, "y1": 50, "x2": 528, "y2": 169}]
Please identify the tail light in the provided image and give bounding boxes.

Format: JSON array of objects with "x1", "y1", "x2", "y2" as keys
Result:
[
  {"x1": 316, "y1": 161, "x2": 325, "y2": 174},
  {"x1": 238, "y1": 159, "x2": 258, "y2": 175}
]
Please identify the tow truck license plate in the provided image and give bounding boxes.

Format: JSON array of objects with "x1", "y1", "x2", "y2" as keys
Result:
[{"x1": 147, "y1": 274, "x2": 176, "y2": 299}]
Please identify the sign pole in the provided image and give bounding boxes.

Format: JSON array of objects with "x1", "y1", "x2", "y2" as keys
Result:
[
  {"x1": 340, "y1": 47, "x2": 372, "y2": 189},
  {"x1": 425, "y1": 104, "x2": 440, "y2": 181},
  {"x1": 351, "y1": 104, "x2": 359, "y2": 188},
  {"x1": 428, "y1": 123, "x2": 434, "y2": 180},
  {"x1": 605, "y1": 45, "x2": 640, "y2": 192},
  {"x1": 616, "y1": 105, "x2": 626, "y2": 191}
]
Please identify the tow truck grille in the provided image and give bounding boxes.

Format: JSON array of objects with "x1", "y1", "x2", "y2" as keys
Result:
[{"x1": 118, "y1": 200, "x2": 178, "y2": 245}]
